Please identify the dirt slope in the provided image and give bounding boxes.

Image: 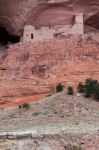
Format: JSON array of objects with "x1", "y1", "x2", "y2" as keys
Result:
[{"x1": 0, "y1": 91, "x2": 99, "y2": 149}]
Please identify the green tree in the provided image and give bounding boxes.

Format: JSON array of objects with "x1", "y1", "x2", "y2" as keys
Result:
[
  {"x1": 84, "y1": 78, "x2": 98, "y2": 98},
  {"x1": 84, "y1": 88, "x2": 92, "y2": 98},
  {"x1": 93, "y1": 83, "x2": 99, "y2": 101},
  {"x1": 67, "y1": 86, "x2": 74, "y2": 95},
  {"x1": 56, "y1": 83, "x2": 64, "y2": 93},
  {"x1": 77, "y1": 82, "x2": 84, "y2": 93}
]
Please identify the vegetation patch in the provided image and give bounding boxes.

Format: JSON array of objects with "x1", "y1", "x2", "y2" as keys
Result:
[
  {"x1": 67, "y1": 86, "x2": 74, "y2": 95},
  {"x1": 56, "y1": 78, "x2": 99, "y2": 102},
  {"x1": 77, "y1": 78, "x2": 99, "y2": 101},
  {"x1": 56, "y1": 83, "x2": 64, "y2": 93},
  {"x1": 65, "y1": 143, "x2": 82, "y2": 150},
  {"x1": 19, "y1": 103, "x2": 31, "y2": 110}
]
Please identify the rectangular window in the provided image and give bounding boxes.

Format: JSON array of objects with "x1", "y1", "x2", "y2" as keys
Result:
[{"x1": 31, "y1": 34, "x2": 34, "y2": 39}]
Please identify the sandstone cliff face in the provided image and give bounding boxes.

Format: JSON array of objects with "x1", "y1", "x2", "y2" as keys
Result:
[
  {"x1": 0, "y1": 36, "x2": 99, "y2": 107},
  {"x1": 0, "y1": 0, "x2": 99, "y2": 35}
]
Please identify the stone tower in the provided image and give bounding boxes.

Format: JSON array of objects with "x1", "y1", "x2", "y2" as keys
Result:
[{"x1": 74, "y1": 13, "x2": 84, "y2": 34}]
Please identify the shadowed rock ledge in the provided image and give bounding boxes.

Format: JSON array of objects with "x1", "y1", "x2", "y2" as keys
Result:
[{"x1": 0, "y1": 0, "x2": 99, "y2": 35}]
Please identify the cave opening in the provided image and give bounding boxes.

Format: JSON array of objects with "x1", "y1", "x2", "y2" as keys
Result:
[{"x1": 0, "y1": 26, "x2": 20, "y2": 45}]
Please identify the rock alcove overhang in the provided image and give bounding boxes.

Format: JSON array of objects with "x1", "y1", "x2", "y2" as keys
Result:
[
  {"x1": 0, "y1": 26, "x2": 20, "y2": 45},
  {"x1": 0, "y1": 0, "x2": 99, "y2": 36},
  {"x1": 85, "y1": 12, "x2": 99, "y2": 29}
]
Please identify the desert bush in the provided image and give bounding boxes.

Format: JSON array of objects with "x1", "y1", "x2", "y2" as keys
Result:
[
  {"x1": 65, "y1": 143, "x2": 82, "y2": 150},
  {"x1": 77, "y1": 82, "x2": 84, "y2": 93},
  {"x1": 67, "y1": 86, "x2": 74, "y2": 95},
  {"x1": 56, "y1": 83, "x2": 63, "y2": 93},
  {"x1": 84, "y1": 78, "x2": 98, "y2": 98},
  {"x1": 78, "y1": 78, "x2": 99, "y2": 101},
  {"x1": 22, "y1": 103, "x2": 31, "y2": 110},
  {"x1": 93, "y1": 83, "x2": 99, "y2": 101}
]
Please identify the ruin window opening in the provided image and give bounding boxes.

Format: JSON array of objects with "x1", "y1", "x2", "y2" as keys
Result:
[{"x1": 31, "y1": 34, "x2": 34, "y2": 39}]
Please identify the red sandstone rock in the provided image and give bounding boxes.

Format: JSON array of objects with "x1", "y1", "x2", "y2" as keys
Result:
[{"x1": 0, "y1": 37, "x2": 99, "y2": 108}]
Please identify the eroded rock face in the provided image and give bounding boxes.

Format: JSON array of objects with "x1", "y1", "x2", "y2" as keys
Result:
[
  {"x1": 0, "y1": 0, "x2": 99, "y2": 35},
  {"x1": 0, "y1": 36, "x2": 99, "y2": 108}
]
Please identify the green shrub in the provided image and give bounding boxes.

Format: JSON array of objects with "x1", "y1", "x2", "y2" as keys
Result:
[
  {"x1": 93, "y1": 83, "x2": 99, "y2": 101},
  {"x1": 22, "y1": 103, "x2": 31, "y2": 110},
  {"x1": 77, "y1": 82, "x2": 84, "y2": 93},
  {"x1": 67, "y1": 86, "x2": 74, "y2": 95},
  {"x1": 78, "y1": 78, "x2": 99, "y2": 101},
  {"x1": 84, "y1": 88, "x2": 92, "y2": 98},
  {"x1": 56, "y1": 83, "x2": 63, "y2": 93},
  {"x1": 84, "y1": 78, "x2": 98, "y2": 98}
]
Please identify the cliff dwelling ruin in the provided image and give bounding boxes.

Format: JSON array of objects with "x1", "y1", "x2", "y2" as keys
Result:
[{"x1": 22, "y1": 13, "x2": 84, "y2": 42}]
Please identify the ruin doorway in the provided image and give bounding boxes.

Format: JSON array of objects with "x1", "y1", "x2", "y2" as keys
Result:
[{"x1": 31, "y1": 34, "x2": 34, "y2": 39}]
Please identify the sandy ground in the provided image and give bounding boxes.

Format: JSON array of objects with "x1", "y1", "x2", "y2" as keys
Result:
[
  {"x1": 0, "y1": 91, "x2": 99, "y2": 133},
  {"x1": 0, "y1": 91, "x2": 99, "y2": 149}
]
